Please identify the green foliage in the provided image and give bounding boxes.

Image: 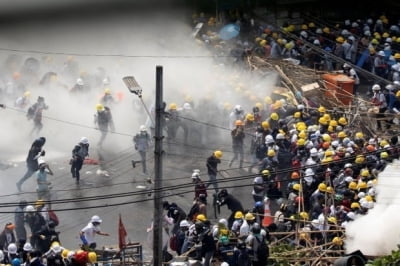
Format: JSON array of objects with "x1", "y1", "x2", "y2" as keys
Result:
[{"x1": 370, "y1": 247, "x2": 400, "y2": 265}]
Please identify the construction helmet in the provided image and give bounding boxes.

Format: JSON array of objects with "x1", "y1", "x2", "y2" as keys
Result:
[
  {"x1": 332, "y1": 237, "x2": 343, "y2": 246},
  {"x1": 180, "y1": 220, "x2": 190, "y2": 227},
  {"x1": 23, "y1": 91, "x2": 31, "y2": 97},
  {"x1": 104, "y1": 88, "x2": 111, "y2": 95},
  {"x1": 348, "y1": 181, "x2": 357, "y2": 190},
  {"x1": 361, "y1": 169, "x2": 370, "y2": 177},
  {"x1": 35, "y1": 199, "x2": 45, "y2": 208},
  {"x1": 299, "y1": 212, "x2": 309, "y2": 220},
  {"x1": 23, "y1": 242, "x2": 33, "y2": 252},
  {"x1": 327, "y1": 216, "x2": 337, "y2": 224},
  {"x1": 351, "y1": 202, "x2": 360, "y2": 209},
  {"x1": 308, "y1": 22, "x2": 316, "y2": 28},
  {"x1": 318, "y1": 183, "x2": 327, "y2": 192},
  {"x1": 291, "y1": 172, "x2": 300, "y2": 179},
  {"x1": 62, "y1": 249, "x2": 70, "y2": 258},
  {"x1": 88, "y1": 252, "x2": 97, "y2": 263},
  {"x1": 318, "y1": 106, "x2": 326, "y2": 113},
  {"x1": 96, "y1": 103, "x2": 104, "y2": 111},
  {"x1": 234, "y1": 211, "x2": 244, "y2": 219},
  {"x1": 324, "y1": 150, "x2": 334, "y2": 157},
  {"x1": 338, "y1": 131, "x2": 347, "y2": 138},
  {"x1": 396, "y1": 91, "x2": 400, "y2": 98},
  {"x1": 338, "y1": 117, "x2": 347, "y2": 125},
  {"x1": 245, "y1": 113, "x2": 254, "y2": 121},
  {"x1": 355, "y1": 132, "x2": 364, "y2": 139},
  {"x1": 326, "y1": 186, "x2": 334, "y2": 194},
  {"x1": 293, "y1": 183, "x2": 302, "y2": 191},
  {"x1": 196, "y1": 214, "x2": 207, "y2": 222},
  {"x1": 379, "y1": 140, "x2": 389, "y2": 147},
  {"x1": 329, "y1": 120, "x2": 338, "y2": 127},
  {"x1": 358, "y1": 182, "x2": 368, "y2": 190},
  {"x1": 365, "y1": 195, "x2": 373, "y2": 202},
  {"x1": 380, "y1": 151, "x2": 389, "y2": 159},
  {"x1": 244, "y1": 213, "x2": 255, "y2": 221},
  {"x1": 8, "y1": 243, "x2": 17, "y2": 254},
  {"x1": 91, "y1": 215, "x2": 102, "y2": 223},
  {"x1": 372, "y1": 84, "x2": 381, "y2": 91},
  {"x1": 336, "y1": 36, "x2": 344, "y2": 43},
  {"x1": 261, "y1": 121, "x2": 270, "y2": 130},
  {"x1": 235, "y1": 120, "x2": 244, "y2": 126},
  {"x1": 214, "y1": 150, "x2": 223, "y2": 159},
  {"x1": 261, "y1": 169, "x2": 270, "y2": 177},
  {"x1": 270, "y1": 112, "x2": 279, "y2": 121},
  {"x1": 322, "y1": 134, "x2": 331, "y2": 142},
  {"x1": 169, "y1": 103, "x2": 177, "y2": 110},
  {"x1": 259, "y1": 40, "x2": 267, "y2": 46},
  {"x1": 301, "y1": 24, "x2": 308, "y2": 30},
  {"x1": 267, "y1": 149, "x2": 276, "y2": 157},
  {"x1": 255, "y1": 102, "x2": 263, "y2": 109},
  {"x1": 394, "y1": 53, "x2": 400, "y2": 59},
  {"x1": 318, "y1": 117, "x2": 328, "y2": 125},
  {"x1": 297, "y1": 130, "x2": 305, "y2": 139},
  {"x1": 293, "y1": 111, "x2": 301, "y2": 118},
  {"x1": 323, "y1": 27, "x2": 330, "y2": 34},
  {"x1": 264, "y1": 96, "x2": 273, "y2": 104},
  {"x1": 297, "y1": 138, "x2": 306, "y2": 146},
  {"x1": 355, "y1": 155, "x2": 365, "y2": 164}
]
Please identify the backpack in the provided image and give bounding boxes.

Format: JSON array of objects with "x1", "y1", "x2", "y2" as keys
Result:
[
  {"x1": 255, "y1": 235, "x2": 268, "y2": 263},
  {"x1": 27, "y1": 105, "x2": 37, "y2": 120},
  {"x1": 48, "y1": 209, "x2": 59, "y2": 226}
]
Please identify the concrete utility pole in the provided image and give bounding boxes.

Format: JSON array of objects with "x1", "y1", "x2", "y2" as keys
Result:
[{"x1": 153, "y1": 66, "x2": 164, "y2": 266}]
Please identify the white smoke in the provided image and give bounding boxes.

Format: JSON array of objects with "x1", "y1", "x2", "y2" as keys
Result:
[{"x1": 345, "y1": 160, "x2": 400, "y2": 256}]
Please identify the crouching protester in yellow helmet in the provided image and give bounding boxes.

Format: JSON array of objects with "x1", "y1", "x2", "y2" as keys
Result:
[
  {"x1": 206, "y1": 150, "x2": 222, "y2": 194},
  {"x1": 80, "y1": 215, "x2": 109, "y2": 250}
]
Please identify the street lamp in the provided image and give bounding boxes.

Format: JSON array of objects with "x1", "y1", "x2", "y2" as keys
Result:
[{"x1": 123, "y1": 76, "x2": 154, "y2": 126}]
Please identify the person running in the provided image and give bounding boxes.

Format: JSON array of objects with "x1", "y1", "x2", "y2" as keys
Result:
[
  {"x1": 133, "y1": 125, "x2": 151, "y2": 174},
  {"x1": 70, "y1": 137, "x2": 89, "y2": 184},
  {"x1": 79, "y1": 215, "x2": 109, "y2": 250},
  {"x1": 16, "y1": 137, "x2": 46, "y2": 192}
]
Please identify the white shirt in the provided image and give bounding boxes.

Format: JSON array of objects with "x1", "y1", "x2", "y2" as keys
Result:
[{"x1": 81, "y1": 223, "x2": 101, "y2": 244}]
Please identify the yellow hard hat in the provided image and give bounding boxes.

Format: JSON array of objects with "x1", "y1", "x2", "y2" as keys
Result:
[
  {"x1": 318, "y1": 183, "x2": 327, "y2": 192},
  {"x1": 51, "y1": 241, "x2": 60, "y2": 248},
  {"x1": 294, "y1": 112, "x2": 301, "y2": 118},
  {"x1": 259, "y1": 40, "x2": 267, "y2": 46},
  {"x1": 301, "y1": 24, "x2": 308, "y2": 30},
  {"x1": 261, "y1": 121, "x2": 270, "y2": 129},
  {"x1": 35, "y1": 199, "x2": 45, "y2": 208},
  {"x1": 380, "y1": 151, "x2": 389, "y2": 159},
  {"x1": 88, "y1": 252, "x2": 97, "y2": 263},
  {"x1": 327, "y1": 126, "x2": 334, "y2": 133},
  {"x1": 323, "y1": 113, "x2": 331, "y2": 121},
  {"x1": 308, "y1": 22, "x2": 315, "y2": 28},
  {"x1": 329, "y1": 120, "x2": 338, "y2": 127},
  {"x1": 394, "y1": 53, "x2": 400, "y2": 59},
  {"x1": 332, "y1": 237, "x2": 343, "y2": 246},
  {"x1": 358, "y1": 182, "x2": 368, "y2": 190},
  {"x1": 371, "y1": 38, "x2": 379, "y2": 45},
  {"x1": 298, "y1": 130, "x2": 307, "y2": 139},
  {"x1": 267, "y1": 149, "x2": 276, "y2": 157},
  {"x1": 62, "y1": 249, "x2": 70, "y2": 258},
  {"x1": 355, "y1": 132, "x2": 364, "y2": 139},
  {"x1": 24, "y1": 91, "x2": 31, "y2": 97},
  {"x1": 274, "y1": 100, "x2": 283, "y2": 108},
  {"x1": 104, "y1": 88, "x2": 111, "y2": 94},
  {"x1": 270, "y1": 112, "x2": 279, "y2": 121},
  {"x1": 397, "y1": 37, "x2": 400, "y2": 43},
  {"x1": 348, "y1": 181, "x2": 357, "y2": 190},
  {"x1": 169, "y1": 103, "x2": 177, "y2": 110},
  {"x1": 255, "y1": 102, "x2": 263, "y2": 110},
  {"x1": 327, "y1": 216, "x2": 337, "y2": 224},
  {"x1": 338, "y1": 131, "x2": 347, "y2": 138},
  {"x1": 264, "y1": 96, "x2": 273, "y2": 104},
  {"x1": 245, "y1": 113, "x2": 254, "y2": 121},
  {"x1": 297, "y1": 138, "x2": 306, "y2": 146},
  {"x1": 293, "y1": 183, "x2": 302, "y2": 191},
  {"x1": 382, "y1": 32, "x2": 390, "y2": 38},
  {"x1": 322, "y1": 134, "x2": 331, "y2": 142},
  {"x1": 234, "y1": 211, "x2": 244, "y2": 219},
  {"x1": 361, "y1": 169, "x2": 370, "y2": 177},
  {"x1": 326, "y1": 186, "x2": 334, "y2": 194},
  {"x1": 244, "y1": 212, "x2": 255, "y2": 221},
  {"x1": 96, "y1": 103, "x2": 105, "y2": 111},
  {"x1": 299, "y1": 212, "x2": 309, "y2": 220},
  {"x1": 365, "y1": 195, "x2": 373, "y2": 202},
  {"x1": 296, "y1": 122, "x2": 307, "y2": 131},
  {"x1": 338, "y1": 117, "x2": 347, "y2": 125},
  {"x1": 351, "y1": 202, "x2": 360, "y2": 209},
  {"x1": 336, "y1": 36, "x2": 344, "y2": 43},
  {"x1": 324, "y1": 150, "x2": 333, "y2": 157},
  {"x1": 396, "y1": 91, "x2": 400, "y2": 98},
  {"x1": 262, "y1": 169, "x2": 270, "y2": 176},
  {"x1": 196, "y1": 214, "x2": 207, "y2": 222},
  {"x1": 318, "y1": 117, "x2": 328, "y2": 125},
  {"x1": 214, "y1": 150, "x2": 223, "y2": 159},
  {"x1": 323, "y1": 27, "x2": 330, "y2": 34},
  {"x1": 355, "y1": 155, "x2": 365, "y2": 164}
]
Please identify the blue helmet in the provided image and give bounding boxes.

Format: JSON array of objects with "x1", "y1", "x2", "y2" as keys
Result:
[
  {"x1": 255, "y1": 201, "x2": 263, "y2": 208},
  {"x1": 12, "y1": 258, "x2": 21, "y2": 266}
]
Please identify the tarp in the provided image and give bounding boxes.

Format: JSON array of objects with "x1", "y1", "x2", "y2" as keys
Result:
[{"x1": 219, "y1": 24, "x2": 240, "y2": 40}]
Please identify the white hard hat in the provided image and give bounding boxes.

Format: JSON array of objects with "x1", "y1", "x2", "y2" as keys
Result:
[
  {"x1": 276, "y1": 133, "x2": 285, "y2": 140},
  {"x1": 25, "y1": 205, "x2": 35, "y2": 212},
  {"x1": 376, "y1": 19, "x2": 382, "y2": 24},
  {"x1": 313, "y1": 39, "x2": 320, "y2": 45},
  {"x1": 300, "y1": 31, "x2": 308, "y2": 38},
  {"x1": 80, "y1": 137, "x2": 89, "y2": 145},
  {"x1": 191, "y1": 172, "x2": 200, "y2": 179},
  {"x1": 265, "y1": 135, "x2": 274, "y2": 144},
  {"x1": 386, "y1": 37, "x2": 392, "y2": 43},
  {"x1": 386, "y1": 84, "x2": 394, "y2": 91},
  {"x1": 348, "y1": 35, "x2": 355, "y2": 42},
  {"x1": 316, "y1": 28, "x2": 323, "y2": 34},
  {"x1": 345, "y1": 19, "x2": 351, "y2": 26},
  {"x1": 23, "y1": 242, "x2": 33, "y2": 251},
  {"x1": 367, "y1": 18, "x2": 373, "y2": 24},
  {"x1": 297, "y1": 104, "x2": 304, "y2": 110},
  {"x1": 347, "y1": 212, "x2": 356, "y2": 220},
  {"x1": 305, "y1": 168, "x2": 314, "y2": 177},
  {"x1": 372, "y1": 84, "x2": 381, "y2": 91},
  {"x1": 341, "y1": 29, "x2": 349, "y2": 36},
  {"x1": 8, "y1": 243, "x2": 17, "y2": 254},
  {"x1": 183, "y1": 103, "x2": 192, "y2": 110},
  {"x1": 91, "y1": 215, "x2": 102, "y2": 223},
  {"x1": 77, "y1": 78, "x2": 84, "y2": 86},
  {"x1": 343, "y1": 63, "x2": 350, "y2": 68},
  {"x1": 344, "y1": 163, "x2": 352, "y2": 168},
  {"x1": 331, "y1": 140, "x2": 339, "y2": 147},
  {"x1": 53, "y1": 245, "x2": 62, "y2": 253},
  {"x1": 179, "y1": 220, "x2": 190, "y2": 227},
  {"x1": 357, "y1": 192, "x2": 365, "y2": 199},
  {"x1": 377, "y1": 51, "x2": 385, "y2": 57},
  {"x1": 351, "y1": 22, "x2": 358, "y2": 28},
  {"x1": 344, "y1": 176, "x2": 353, "y2": 183},
  {"x1": 139, "y1": 125, "x2": 147, "y2": 132},
  {"x1": 310, "y1": 148, "x2": 318, "y2": 156},
  {"x1": 218, "y1": 218, "x2": 228, "y2": 227},
  {"x1": 368, "y1": 138, "x2": 376, "y2": 145},
  {"x1": 234, "y1": 105, "x2": 242, "y2": 111},
  {"x1": 364, "y1": 30, "x2": 371, "y2": 36}
]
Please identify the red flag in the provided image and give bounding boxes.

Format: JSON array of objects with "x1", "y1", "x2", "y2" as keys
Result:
[{"x1": 118, "y1": 214, "x2": 127, "y2": 249}]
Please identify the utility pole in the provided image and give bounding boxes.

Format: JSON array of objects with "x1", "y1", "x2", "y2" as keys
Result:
[{"x1": 153, "y1": 65, "x2": 164, "y2": 266}]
